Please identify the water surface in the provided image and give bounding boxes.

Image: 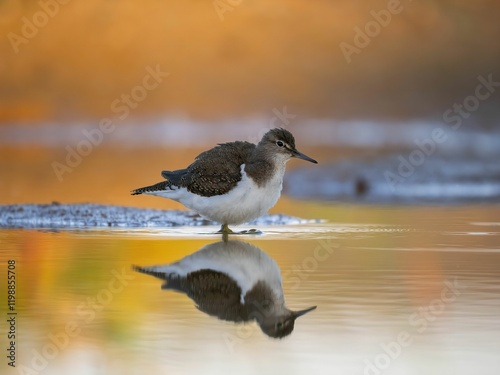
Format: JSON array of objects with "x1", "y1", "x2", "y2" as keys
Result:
[{"x1": 1, "y1": 203, "x2": 499, "y2": 375}]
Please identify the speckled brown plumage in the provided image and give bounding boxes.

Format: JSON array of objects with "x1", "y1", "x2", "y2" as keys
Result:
[
  {"x1": 173, "y1": 269, "x2": 250, "y2": 323},
  {"x1": 132, "y1": 141, "x2": 256, "y2": 197}
]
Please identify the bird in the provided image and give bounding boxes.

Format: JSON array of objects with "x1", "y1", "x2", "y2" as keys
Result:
[
  {"x1": 133, "y1": 240, "x2": 317, "y2": 338},
  {"x1": 131, "y1": 128, "x2": 317, "y2": 234}
]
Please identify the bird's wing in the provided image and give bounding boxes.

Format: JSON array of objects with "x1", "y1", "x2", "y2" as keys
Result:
[
  {"x1": 133, "y1": 265, "x2": 168, "y2": 279},
  {"x1": 179, "y1": 269, "x2": 249, "y2": 323},
  {"x1": 133, "y1": 141, "x2": 255, "y2": 197},
  {"x1": 171, "y1": 141, "x2": 256, "y2": 197},
  {"x1": 134, "y1": 265, "x2": 247, "y2": 321}
]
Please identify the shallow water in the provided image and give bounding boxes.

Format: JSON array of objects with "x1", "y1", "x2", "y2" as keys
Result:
[{"x1": 1, "y1": 203, "x2": 500, "y2": 375}]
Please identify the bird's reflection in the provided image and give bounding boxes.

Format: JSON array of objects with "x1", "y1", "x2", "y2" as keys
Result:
[{"x1": 134, "y1": 240, "x2": 316, "y2": 338}]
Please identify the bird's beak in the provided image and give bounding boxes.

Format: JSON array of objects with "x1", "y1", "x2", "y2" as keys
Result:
[
  {"x1": 290, "y1": 306, "x2": 317, "y2": 320},
  {"x1": 292, "y1": 149, "x2": 318, "y2": 164}
]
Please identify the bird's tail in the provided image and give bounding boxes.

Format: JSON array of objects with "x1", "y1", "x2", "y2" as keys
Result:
[
  {"x1": 132, "y1": 265, "x2": 167, "y2": 279},
  {"x1": 133, "y1": 265, "x2": 184, "y2": 291},
  {"x1": 131, "y1": 181, "x2": 171, "y2": 195}
]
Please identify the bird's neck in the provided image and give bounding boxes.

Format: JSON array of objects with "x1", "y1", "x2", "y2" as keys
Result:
[
  {"x1": 244, "y1": 147, "x2": 285, "y2": 187},
  {"x1": 244, "y1": 281, "x2": 286, "y2": 321}
]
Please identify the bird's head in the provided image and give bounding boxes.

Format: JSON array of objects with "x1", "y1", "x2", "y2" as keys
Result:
[
  {"x1": 258, "y1": 128, "x2": 317, "y2": 164},
  {"x1": 256, "y1": 305, "x2": 317, "y2": 339}
]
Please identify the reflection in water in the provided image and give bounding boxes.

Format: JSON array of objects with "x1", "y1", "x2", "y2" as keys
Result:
[
  {"x1": 133, "y1": 240, "x2": 316, "y2": 338},
  {"x1": 2, "y1": 212, "x2": 499, "y2": 375}
]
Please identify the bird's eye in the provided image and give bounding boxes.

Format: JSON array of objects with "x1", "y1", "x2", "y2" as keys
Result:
[
  {"x1": 276, "y1": 141, "x2": 284, "y2": 147},
  {"x1": 276, "y1": 322, "x2": 283, "y2": 329}
]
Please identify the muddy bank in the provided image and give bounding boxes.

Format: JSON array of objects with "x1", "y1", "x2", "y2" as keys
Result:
[{"x1": 0, "y1": 203, "x2": 308, "y2": 229}]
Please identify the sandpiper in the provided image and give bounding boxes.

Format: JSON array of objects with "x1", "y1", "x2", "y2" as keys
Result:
[
  {"x1": 131, "y1": 128, "x2": 317, "y2": 234},
  {"x1": 133, "y1": 240, "x2": 317, "y2": 338}
]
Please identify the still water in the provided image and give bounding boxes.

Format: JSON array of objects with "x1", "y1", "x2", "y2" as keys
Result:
[{"x1": 1, "y1": 203, "x2": 500, "y2": 375}]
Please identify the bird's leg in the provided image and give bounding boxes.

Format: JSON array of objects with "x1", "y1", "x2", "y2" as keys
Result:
[
  {"x1": 216, "y1": 223, "x2": 234, "y2": 234},
  {"x1": 216, "y1": 223, "x2": 234, "y2": 242},
  {"x1": 216, "y1": 224, "x2": 262, "y2": 237}
]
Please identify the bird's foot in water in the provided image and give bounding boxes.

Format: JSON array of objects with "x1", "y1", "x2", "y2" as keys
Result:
[
  {"x1": 216, "y1": 223, "x2": 234, "y2": 234},
  {"x1": 237, "y1": 229, "x2": 262, "y2": 235},
  {"x1": 216, "y1": 224, "x2": 262, "y2": 240}
]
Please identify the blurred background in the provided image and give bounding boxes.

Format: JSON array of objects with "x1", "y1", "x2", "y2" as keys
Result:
[{"x1": 1, "y1": 0, "x2": 500, "y2": 206}]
